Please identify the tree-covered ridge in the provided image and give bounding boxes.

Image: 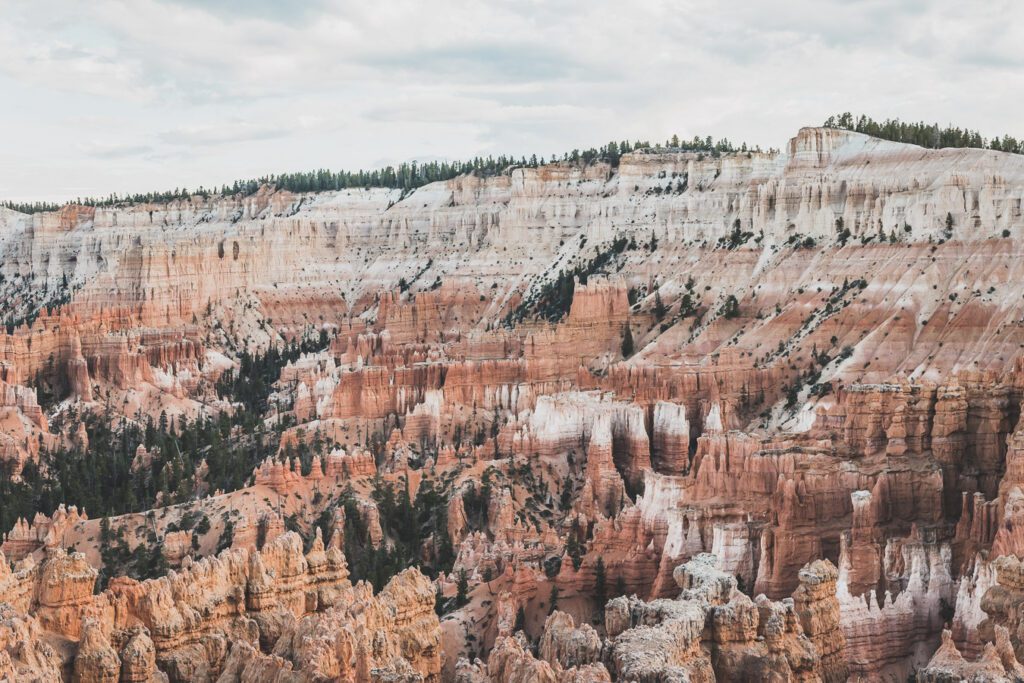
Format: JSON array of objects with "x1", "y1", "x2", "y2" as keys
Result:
[
  {"x1": 823, "y1": 112, "x2": 1024, "y2": 154},
  {"x1": 1, "y1": 133, "x2": 752, "y2": 214},
  {"x1": 8, "y1": 116, "x2": 1023, "y2": 215},
  {"x1": 0, "y1": 333, "x2": 332, "y2": 533}
]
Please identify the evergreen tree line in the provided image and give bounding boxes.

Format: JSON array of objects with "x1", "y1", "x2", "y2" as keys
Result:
[
  {"x1": 95, "y1": 516, "x2": 171, "y2": 590},
  {"x1": 0, "y1": 334, "x2": 331, "y2": 532},
  {"x1": 1, "y1": 134, "x2": 751, "y2": 214},
  {"x1": 506, "y1": 234, "x2": 642, "y2": 325},
  {"x1": 0, "y1": 401, "x2": 267, "y2": 533},
  {"x1": 319, "y1": 476, "x2": 456, "y2": 594},
  {"x1": 214, "y1": 330, "x2": 329, "y2": 418},
  {"x1": 823, "y1": 112, "x2": 1024, "y2": 154},
  {"x1": 2, "y1": 272, "x2": 76, "y2": 334}
]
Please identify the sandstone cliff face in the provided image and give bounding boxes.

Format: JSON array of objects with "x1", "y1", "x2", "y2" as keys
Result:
[
  {"x1": 2, "y1": 128, "x2": 1023, "y2": 427},
  {"x1": 6, "y1": 128, "x2": 1024, "y2": 681}
]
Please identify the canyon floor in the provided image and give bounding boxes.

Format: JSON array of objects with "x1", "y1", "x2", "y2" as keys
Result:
[{"x1": 3, "y1": 127, "x2": 1024, "y2": 681}]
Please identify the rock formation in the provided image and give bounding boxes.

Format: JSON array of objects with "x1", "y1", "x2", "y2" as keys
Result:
[
  {"x1": 5, "y1": 126, "x2": 1024, "y2": 680},
  {"x1": 0, "y1": 532, "x2": 439, "y2": 682}
]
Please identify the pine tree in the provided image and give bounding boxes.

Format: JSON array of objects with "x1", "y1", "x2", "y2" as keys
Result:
[
  {"x1": 217, "y1": 519, "x2": 235, "y2": 553},
  {"x1": 548, "y1": 584, "x2": 560, "y2": 615},
  {"x1": 653, "y1": 291, "x2": 667, "y2": 320},
  {"x1": 456, "y1": 569, "x2": 470, "y2": 606},
  {"x1": 621, "y1": 325, "x2": 634, "y2": 357},
  {"x1": 595, "y1": 557, "x2": 607, "y2": 609},
  {"x1": 148, "y1": 543, "x2": 170, "y2": 578},
  {"x1": 435, "y1": 585, "x2": 445, "y2": 616},
  {"x1": 568, "y1": 532, "x2": 582, "y2": 570},
  {"x1": 721, "y1": 295, "x2": 740, "y2": 319},
  {"x1": 559, "y1": 475, "x2": 574, "y2": 511},
  {"x1": 678, "y1": 292, "x2": 696, "y2": 318}
]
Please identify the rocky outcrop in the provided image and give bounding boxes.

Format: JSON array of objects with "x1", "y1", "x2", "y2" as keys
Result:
[
  {"x1": 651, "y1": 400, "x2": 690, "y2": 475},
  {"x1": 0, "y1": 532, "x2": 439, "y2": 683},
  {"x1": 72, "y1": 618, "x2": 121, "y2": 683},
  {"x1": 604, "y1": 553, "x2": 824, "y2": 681},
  {"x1": 119, "y1": 626, "x2": 163, "y2": 683},
  {"x1": 793, "y1": 559, "x2": 847, "y2": 682},
  {"x1": 918, "y1": 627, "x2": 1024, "y2": 682},
  {"x1": 448, "y1": 488, "x2": 470, "y2": 547},
  {"x1": 537, "y1": 611, "x2": 602, "y2": 670},
  {"x1": 218, "y1": 567, "x2": 441, "y2": 682},
  {"x1": 837, "y1": 530, "x2": 954, "y2": 680},
  {"x1": 1, "y1": 504, "x2": 89, "y2": 561},
  {"x1": 37, "y1": 546, "x2": 98, "y2": 639},
  {"x1": 582, "y1": 413, "x2": 628, "y2": 518},
  {"x1": 8, "y1": 127, "x2": 1024, "y2": 681},
  {"x1": 0, "y1": 602, "x2": 65, "y2": 681}
]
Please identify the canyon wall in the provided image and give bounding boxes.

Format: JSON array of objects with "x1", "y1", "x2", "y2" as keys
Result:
[{"x1": 3, "y1": 128, "x2": 1024, "y2": 680}]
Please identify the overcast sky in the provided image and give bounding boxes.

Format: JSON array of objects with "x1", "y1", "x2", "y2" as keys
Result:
[{"x1": 2, "y1": 0, "x2": 1023, "y2": 202}]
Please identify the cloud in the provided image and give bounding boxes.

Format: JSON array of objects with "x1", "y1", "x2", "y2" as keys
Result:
[
  {"x1": 158, "y1": 121, "x2": 290, "y2": 146},
  {"x1": 76, "y1": 142, "x2": 156, "y2": 159},
  {"x1": 360, "y1": 43, "x2": 591, "y2": 84},
  {"x1": 170, "y1": 0, "x2": 333, "y2": 24},
  {"x1": 1, "y1": 0, "x2": 1023, "y2": 201}
]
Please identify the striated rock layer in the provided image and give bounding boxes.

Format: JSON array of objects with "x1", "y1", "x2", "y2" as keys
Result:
[{"x1": 6, "y1": 127, "x2": 1024, "y2": 680}]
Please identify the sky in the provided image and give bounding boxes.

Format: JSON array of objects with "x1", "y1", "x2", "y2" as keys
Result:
[{"x1": 2, "y1": 0, "x2": 1023, "y2": 202}]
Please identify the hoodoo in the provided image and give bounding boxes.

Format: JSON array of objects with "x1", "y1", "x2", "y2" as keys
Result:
[{"x1": 4, "y1": 124, "x2": 1024, "y2": 681}]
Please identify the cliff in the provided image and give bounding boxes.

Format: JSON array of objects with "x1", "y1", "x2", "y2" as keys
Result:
[{"x1": 4, "y1": 127, "x2": 1024, "y2": 680}]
